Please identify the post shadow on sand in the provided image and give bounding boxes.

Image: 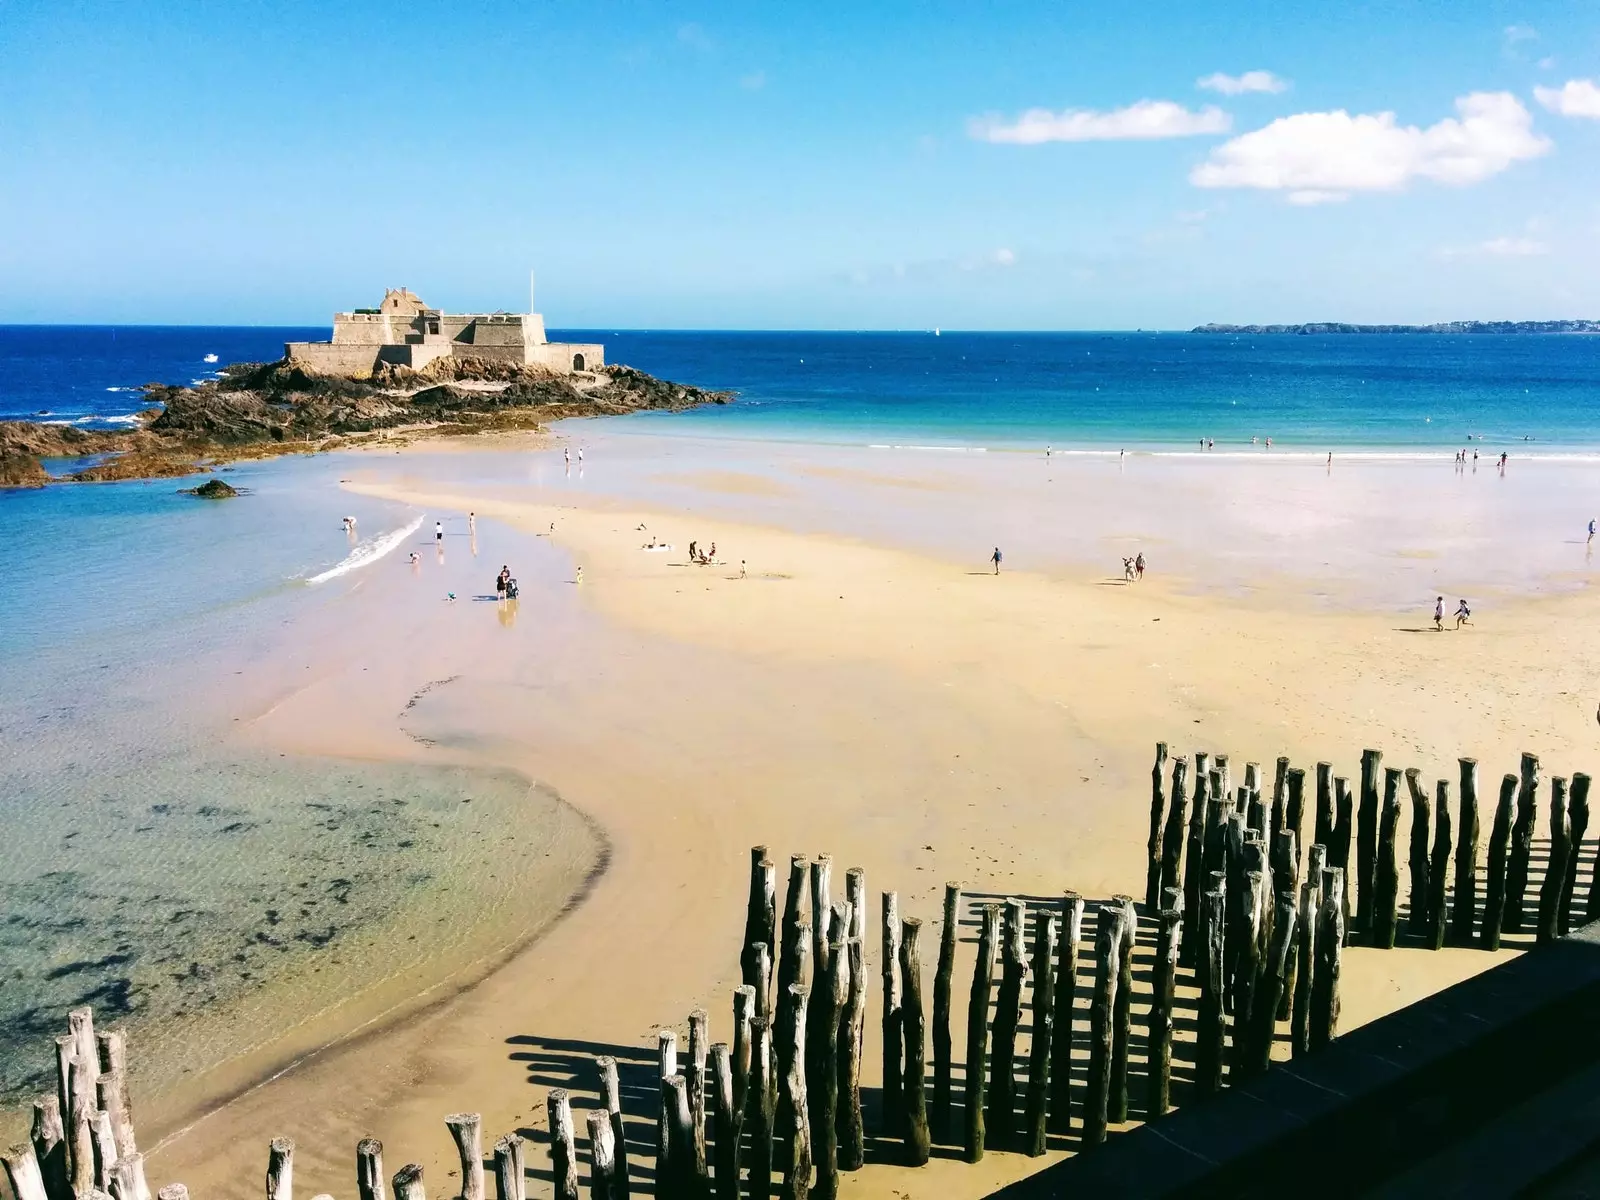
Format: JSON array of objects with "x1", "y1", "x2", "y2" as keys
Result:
[{"x1": 506, "y1": 1033, "x2": 659, "y2": 1187}]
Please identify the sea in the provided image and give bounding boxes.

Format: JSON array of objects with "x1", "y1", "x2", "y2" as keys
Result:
[{"x1": 3, "y1": 323, "x2": 1598, "y2": 1112}]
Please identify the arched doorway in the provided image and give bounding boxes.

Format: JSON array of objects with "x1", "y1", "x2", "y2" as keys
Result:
[{"x1": 572, "y1": 353, "x2": 585, "y2": 371}]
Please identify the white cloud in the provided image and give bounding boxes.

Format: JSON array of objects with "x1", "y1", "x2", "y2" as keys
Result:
[
  {"x1": 1534, "y1": 79, "x2": 1600, "y2": 118},
  {"x1": 1504, "y1": 24, "x2": 1539, "y2": 44},
  {"x1": 1190, "y1": 92, "x2": 1550, "y2": 202},
  {"x1": 971, "y1": 100, "x2": 1231, "y2": 144},
  {"x1": 993, "y1": 247, "x2": 1017, "y2": 266},
  {"x1": 1197, "y1": 70, "x2": 1288, "y2": 96},
  {"x1": 1440, "y1": 236, "x2": 1550, "y2": 259}
]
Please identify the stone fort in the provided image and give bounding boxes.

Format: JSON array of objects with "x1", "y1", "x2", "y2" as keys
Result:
[{"x1": 285, "y1": 288, "x2": 603, "y2": 377}]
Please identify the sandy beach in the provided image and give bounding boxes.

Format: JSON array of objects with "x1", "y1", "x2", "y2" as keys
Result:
[{"x1": 137, "y1": 427, "x2": 1598, "y2": 1198}]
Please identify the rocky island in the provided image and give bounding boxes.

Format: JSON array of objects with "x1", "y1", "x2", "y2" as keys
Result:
[{"x1": 0, "y1": 356, "x2": 731, "y2": 488}]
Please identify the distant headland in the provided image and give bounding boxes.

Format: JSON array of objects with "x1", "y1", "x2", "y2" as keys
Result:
[{"x1": 1193, "y1": 320, "x2": 1600, "y2": 335}]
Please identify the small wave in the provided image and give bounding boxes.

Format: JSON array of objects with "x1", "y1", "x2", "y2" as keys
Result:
[
  {"x1": 868, "y1": 444, "x2": 989, "y2": 453},
  {"x1": 105, "y1": 386, "x2": 134, "y2": 393},
  {"x1": 305, "y1": 516, "x2": 424, "y2": 585}
]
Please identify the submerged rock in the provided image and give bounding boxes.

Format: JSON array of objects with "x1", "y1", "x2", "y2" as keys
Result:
[{"x1": 184, "y1": 478, "x2": 239, "y2": 498}]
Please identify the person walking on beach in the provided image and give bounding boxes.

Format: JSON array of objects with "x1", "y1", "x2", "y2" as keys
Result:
[
  {"x1": 469, "y1": 512, "x2": 476, "y2": 533},
  {"x1": 1588, "y1": 518, "x2": 1595, "y2": 544},
  {"x1": 1434, "y1": 596, "x2": 1445, "y2": 632},
  {"x1": 435, "y1": 521, "x2": 444, "y2": 544},
  {"x1": 1455, "y1": 598, "x2": 1471, "y2": 629},
  {"x1": 991, "y1": 547, "x2": 1003, "y2": 574},
  {"x1": 740, "y1": 559, "x2": 747, "y2": 578},
  {"x1": 1135, "y1": 552, "x2": 1145, "y2": 580},
  {"x1": 563, "y1": 447, "x2": 570, "y2": 466}
]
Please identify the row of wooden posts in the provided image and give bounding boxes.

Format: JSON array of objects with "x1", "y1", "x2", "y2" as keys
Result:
[
  {"x1": 1147, "y1": 747, "x2": 1593, "y2": 957},
  {"x1": 8, "y1": 744, "x2": 1583, "y2": 1200}
]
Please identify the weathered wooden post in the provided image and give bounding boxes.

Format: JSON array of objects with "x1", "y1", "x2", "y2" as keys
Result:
[
  {"x1": 776, "y1": 858, "x2": 809, "y2": 1034},
  {"x1": 1405, "y1": 769, "x2": 1431, "y2": 937},
  {"x1": 964, "y1": 904, "x2": 1001, "y2": 1163},
  {"x1": 1355, "y1": 750, "x2": 1382, "y2": 937},
  {"x1": 1537, "y1": 777, "x2": 1572, "y2": 946},
  {"x1": 733, "y1": 987, "x2": 755, "y2": 1118},
  {"x1": 1194, "y1": 879, "x2": 1226, "y2": 1098},
  {"x1": 711, "y1": 1044, "x2": 738, "y2": 1200},
  {"x1": 662, "y1": 1075, "x2": 695, "y2": 1200},
  {"x1": 987, "y1": 900, "x2": 1027, "y2": 1149},
  {"x1": 1452, "y1": 758, "x2": 1480, "y2": 945},
  {"x1": 1272, "y1": 758, "x2": 1290, "y2": 839},
  {"x1": 267, "y1": 1138, "x2": 294, "y2": 1200},
  {"x1": 1483, "y1": 774, "x2": 1517, "y2": 949},
  {"x1": 745, "y1": 848, "x2": 777, "y2": 994},
  {"x1": 1246, "y1": 895, "x2": 1296, "y2": 1077},
  {"x1": 1313, "y1": 763, "x2": 1334, "y2": 849},
  {"x1": 1086, "y1": 903, "x2": 1130, "y2": 1145},
  {"x1": 1160, "y1": 758, "x2": 1190, "y2": 904},
  {"x1": 357, "y1": 1138, "x2": 387, "y2": 1200},
  {"x1": 1562, "y1": 774, "x2": 1592, "y2": 936},
  {"x1": 90, "y1": 1112, "x2": 116, "y2": 1193},
  {"x1": 446, "y1": 1114, "x2": 484, "y2": 1200},
  {"x1": 492, "y1": 1134, "x2": 525, "y2": 1200},
  {"x1": 810, "y1": 917, "x2": 847, "y2": 1198},
  {"x1": 588, "y1": 1113, "x2": 615, "y2": 1200},
  {"x1": 1111, "y1": 896, "x2": 1137, "y2": 1123},
  {"x1": 549, "y1": 1089, "x2": 579, "y2": 1200},
  {"x1": 777, "y1": 986, "x2": 811, "y2": 1200},
  {"x1": 1285, "y1": 768, "x2": 1307, "y2": 864},
  {"x1": 1048, "y1": 893, "x2": 1084, "y2": 1135},
  {"x1": 899, "y1": 918, "x2": 931, "y2": 1166},
  {"x1": 112, "y1": 1154, "x2": 151, "y2": 1200},
  {"x1": 30, "y1": 1096, "x2": 66, "y2": 1200},
  {"x1": 931, "y1": 882, "x2": 961, "y2": 1144},
  {"x1": 1333, "y1": 779, "x2": 1355, "y2": 940},
  {"x1": 687, "y1": 1010, "x2": 710, "y2": 1184},
  {"x1": 4, "y1": 1144, "x2": 49, "y2": 1200},
  {"x1": 1147, "y1": 742, "x2": 1170, "y2": 908},
  {"x1": 1290, "y1": 858, "x2": 1323, "y2": 1059},
  {"x1": 747, "y1": 945, "x2": 772, "y2": 1028},
  {"x1": 1504, "y1": 753, "x2": 1542, "y2": 933},
  {"x1": 596, "y1": 1057, "x2": 628, "y2": 1200},
  {"x1": 1272, "y1": 830, "x2": 1300, "y2": 1021},
  {"x1": 879, "y1": 892, "x2": 902, "y2": 1138},
  {"x1": 747, "y1": 1019, "x2": 775, "y2": 1200},
  {"x1": 1310, "y1": 869, "x2": 1345, "y2": 1050},
  {"x1": 157, "y1": 1187, "x2": 190, "y2": 1200},
  {"x1": 837, "y1": 934, "x2": 866, "y2": 1172},
  {"x1": 810, "y1": 858, "x2": 833, "y2": 971},
  {"x1": 1023, "y1": 911, "x2": 1059, "y2": 1155},
  {"x1": 1182, "y1": 754, "x2": 1211, "y2": 965},
  {"x1": 1426, "y1": 780, "x2": 1452, "y2": 951},
  {"x1": 657, "y1": 1029, "x2": 679, "y2": 1171},
  {"x1": 1146, "y1": 907, "x2": 1181, "y2": 1118},
  {"x1": 392, "y1": 1165, "x2": 425, "y2": 1200},
  {"x1": 1371, "y1": 769, "x2": 1402, "y2": 949},
  {"x1": 1221, "y1": 812, "x2": 1246, "y2": 1013},
  {"x1": 774, "y1": 922, "x2": 810, "y2": 1143},
  {"x1": 60, "y1": 1046, "x2": 93, "y2": 1200},
  {"x1": 1229, "y1": 872, "x2": 1265, "y2": 1075}
]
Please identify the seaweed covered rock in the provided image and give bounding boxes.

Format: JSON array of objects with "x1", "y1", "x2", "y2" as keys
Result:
[{"x1": 184, "y1": 478, "x2": 239, "y2": 498}]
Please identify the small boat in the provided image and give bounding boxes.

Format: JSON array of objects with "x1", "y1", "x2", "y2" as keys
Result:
[{"x1": 203, "y1": 353, "x2": 218, "y2": 363}]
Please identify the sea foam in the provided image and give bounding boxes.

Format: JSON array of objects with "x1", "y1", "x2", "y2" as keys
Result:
[{"x1": 305, "y1": 516, "x2": 424, "y2": 585}]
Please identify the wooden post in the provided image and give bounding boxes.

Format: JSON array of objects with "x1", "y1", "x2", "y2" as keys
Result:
[
  {"x1": 1229, "y1": 871, "x2": 1265, "y2": 1076},
  {"x1": 1182, "y1": 754, "x2": 1210, "y2": 966},
  {"x1": 776, "y1": 858, "x2": 809, "y2": 1035},
  {"x1": 356, "y1": 1139, "x2": 387, "y2": 1200},
  {"x1": 711, "y1": 1044, "x2": 737, "y2": 1200},
  {"x1": 1222, "y1": 812, "x2": 1245, "y2": 1013},
  {"x1": 657, "y1": 1030, "x2": 679, "y2": 1172},
  {"x1": 91, "y1": 1110, "x2": 115, "y2": 1192},
  {"x1": 1504, "y1": 752, "x2": 1541, "y2": 933},
  {"x1": 1112, "y1": 897, "x2": 1137, "y2": 1124},
  {"x1": 445, "y1": 1114, "x2": 484, "y2": 1200},
  {"x1": 688, "y1": 1010, "x2": 710, "y2": 1183},
  {"x1": 1086, "y1": 903, "x2": 1130, "y2": 1145},
  {"x1": 1147, "y1": 742, "x2": 1170, "y2": 908},
  {"x1": 777, "y1": 986, "x2": 811, "y2": 1200},
  {"x1": 108, "y1": 1156, "x2": 151, "y2": 1200},
  {"x1": 837, "y1": 934, "x2": 866, "y2": 1172},
  {"x1": 94, "y1": 1075, "x2": 134, "y2": 1168},
  {"x1": 267, "y1": 1138, "x2": 294, "y2": 1200},
  {"x1": 1356, "y1": 750, "x2": 1382, "y2": 936},
  {"x1": 784, "y1": 854, "x2": 809, "y2": 936},
  {"x1": 157, "y1": 1188, "x2": 189, "y2": 1200},
  {"x1": 1483, "y1": 774, "x2": 1516, "y2": 949},
  {"x1": 596, "y1": 1057, "x2": 628, "y2": 1200},
  {"x1": 746, "y1": 847, "x2": 778, "y2": 973},
  {"x1": 1427, "y1": 780, "x2": 1453, "y2": 951},
  {"x1": 1405, "y1": 769, "x2": 1431, "y2": 937},
  {"x1": 1562, "y1": 774, "x2": 1592, "y2": 936},
  {"x1": 1537, "y1": 777, "x2": 1572, "y2": 946},
  {"x1": 964, "y1": 905, "x2": 1000, "y2": 1163},
  {"x1": 1272, "y1": 830, "x2": 1299, "y2": 1021},
  {"x1": 1372, "y1": 769, "x2": 1402, "y2": 949},
  {"x1": 810, "y1": 918, "x2": 847, "y2": 1199},
  {"x1": 662, "y1": 1075, "x2": 695, "y2": 1200},
  {"x1": 748, "y1": 945, "x2": 772, "y2": 1028},
  {"x1": 1314, "y1": 763, "x2": 1334, "y2": 849},
  {"x1": 492, "y1": 1135, "x2": 524, "y2": 1200},
  {"x1": 4, "y1": 1144, "x2": 49, "y2": 1200},
  {"x1": 1310, "y1": 869, "x2": 1344, "y2": 1050},
  {"x1": 1246, "y1": 896, "x2": 1296, "y2": 1077},
  {"x1": 747, "y1": 1019, "x2": 775, "y2": 1200},
  {"x1": 987, "y1": 900, "x2": 1027, "y2": 1149},
  {"x1": 587, "y1": 1113, "x2": 615, "y2": 1200},
  {"x1": 1290, "y1": 865, "x2": 1322, "y2": 1059},
  {"x1": 549, "y1": 1089, "x2": 579, "y2": 1200},
  {"x1": 1272, "y1": 758, "x2": 1290, "y2": 840},
  {"x1": 31, "y1": 1096, "x2": 67, "y2": 1200},
  {"x1": 1285, "y1": 768, "x2": 1307, "y2": 866},
  {"x1": 931, "y1": 882, "x2": 961, "y2": 1144},
  {"x1": 774, "y1": 922, "x2": 809, "y2": 1144},
  {"x1": 733, "y1": 987, "x2": 755, "y2": 1118},
  {"x1": 879, "y1": 892, "x2": 902, "y2": 1138},
  {"x1": 810, "y1": 857, "x2": 833, "y2": 975},
  {"x1": 1159, "y1": 758, "x2": 1190, "y2": 904},
  {"x1": 392, "y1": 1165, "x2": 425, "y2": 1200},
  {"x1": 896, "y1": 918, "x2": 931, "y2": 1167},
  {"x1": 1048, "y1": 893, "x2": 1084, "y2": 1135},
  {"x1": 1146, "y1": 908, "x2": 1181, "y2": 1118},
  {"x1": 1334, "y1": 778, "x2": 1355, "y2": 941},
  {"x1": 1023, "y1": 912, "x2": 1059, "y2": 1155},
  {"x1": 1452, "y1": 759, "x2": 1481, "y2": 946},
  {"x1": 61, "y1": 1046, "x2": 92, "y2": 1200}
]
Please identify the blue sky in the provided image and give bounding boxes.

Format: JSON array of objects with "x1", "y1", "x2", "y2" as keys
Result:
[{"x1": 1, "y1": 0, "x2": 1597, "y2": 328}]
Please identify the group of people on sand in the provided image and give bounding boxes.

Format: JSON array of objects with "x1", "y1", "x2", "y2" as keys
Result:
[
  {"x1": 1434, "y1": 596, "x2": 1470, "y2": 632},
  {"x1": 688, "y1": 539, "x2": 718, "y2": 565},
  {"x1": 495, "y1": 564, "x2": 520, "y2": 600},
  {"x1": 1122, "y1": 553, "x2": 1146, "y2": 582}
]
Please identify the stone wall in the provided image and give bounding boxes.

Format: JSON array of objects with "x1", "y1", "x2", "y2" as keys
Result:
[{"x1": 532, "y1": 343, "x2": 605, "y2": 372}]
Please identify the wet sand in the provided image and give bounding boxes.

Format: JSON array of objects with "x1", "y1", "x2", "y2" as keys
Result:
[{"x1": 144, "y1": 429, "x2": 1599, "y2": 1197}]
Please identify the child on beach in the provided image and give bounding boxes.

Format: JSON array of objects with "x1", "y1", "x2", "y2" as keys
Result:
[
  {"x1": 435, "y1": 521, "x2": 443, "y2": 544},
  {"x1": 1455, "y1": 599, "x2": 1471, "y2": 629},
  {"x1": 1434, "y1": 596, "x2": 1445, "y2": 632}
]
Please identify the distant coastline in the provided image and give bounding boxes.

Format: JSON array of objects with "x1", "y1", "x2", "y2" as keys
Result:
[{"x1": 1193, "y1": 320, "x2": 1600, "y2": 335}]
